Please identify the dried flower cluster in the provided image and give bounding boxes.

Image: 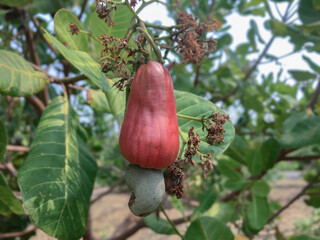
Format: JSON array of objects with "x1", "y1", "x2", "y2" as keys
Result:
[
  {"x1": 99, "y1": 34, "x2": 148, "y2": 90},
  {"x1": 173, "y1": 12, "x2": 220, "y2": 64},
  {"x1": 164, "y1": 164, "x2": 184, "y2": 199},
  {"x1": 69, "y1": 22, "x2": 79, "y2": 35},
  {"x1": 203, "y1": 112, "x2": 230, "y2": 145},
  {"x1": 95, "y1": 0, "x2": 117, "y2": 26},
  {"x1": 200, "y1": 153, "x2": 213, "y2": 179},
  {"x1": 184, "y1": 126, "x2": 200, "y2": 163},
  {"x1": 130, "y1": 0, "x2": 141, "y2": 8}
]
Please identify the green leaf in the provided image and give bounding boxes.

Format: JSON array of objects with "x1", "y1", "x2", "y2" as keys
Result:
[
  {"x1": 86, "y1": 4, "x2": 133, "y2": 39},
  {"x1": 0, "y1": 172, "x2": 25, "y2": 216},
  {"x1": 280, "y1": 116, "x2": 320, "y2": 148},
  {"x1": 0, "y1": 50, "x2": 47, "y2": 97},
  {"x1": 247, "y1": 149, "x2": 263, "y2": 176},
  {"x1": 247, "y1": 195, "x2": 269, "y2": 230},
  {"x1": 298, "y1": 0, "x2": 320, "y2": 25},
  {"x1": 288, "y1": 70, "x2": 317, "y2": 81},
  {"x1": 0, "y1": 0, "x2": 31, "y2": 6},
  {"x1": 302, "y1": 55, "x2": 320, "y2": 74},
  {"x1": 304, "y1": 187, "x2": 320, "y2": 208},
  {"x1": 217, "y1": 158, "x2": 243, "y2": 180},
  {"x1": 175, "y1": 90, "x2": 235, "y2": 157},
  {"x1": 87, "y1": 89, "x2": 111, "y2": 113},
  {"x1": 192, "y1": 186, "x2": 218, "y2": 220},
  {"x1": 143, "y1": 214, "x2": 175, "y2": 235},
  {"x1": 44, "y1": 30, "x2": 109, "y2": 93},
  {"x1": 252, "y1": 180, "x2": 270, "y2": 197},
  {"x1": 54, "y1": 9, "x2": 88, "y2": 51},
  {"x1": 86, "y1": 4, "x2": 133, "y2": 57},
  {"x1": 0, "y1": 120, "x2": 7, "y2": 162},
  {"x1": 224, "y1": 135, "x2": 248, "y2": 164},
  {"x1": 204, "y1": 202, "x2": 239, "y2": 223},
  {"x1": 87, "y1": 78, "x2": 125, "y2": 123},
  {"x1": 260, "y1": 137, "x2": 281, "y2": 169},
  {"x1": 185, "y1": 216, "x2": 234, "y2": 240},
  {"x1": 18, "y1": 96, "x2": 97, "y2": 240},
  {"x1": 224, "y1": 178, "x2": 248, "y2": 191}
]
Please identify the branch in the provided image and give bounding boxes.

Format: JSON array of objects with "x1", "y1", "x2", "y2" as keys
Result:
[
  {"x1": 6, "y1": 145, "x2": 30, "y2": 153},
  {"x1": 31, "y1": 17, "x2": 58, "y2": 55},
  {"x1": 216, "y1": 35, "x2": 276, "y2": 102},
  {"x1": 267, "y1": 171, "x2": 320, "y2": 224},
  {"x1": 307, "y1": 78, "x2": 320, "y2": 110},
  {"x1": 90, "y1": 177, "x2": 125, "y2": 204},
  {"x1": 108, "y1": 212, "x2": 191, "y2": 240},
  {"x1": 0, "y1": 225, "x2": 37, "y2": 239},
  {"x1": 25, "y1": 95, "x2": 46, "y2": 117},
  {"x1": 51, "y1": 74, "x2": 88, "y2": 84},
  {"x1": 281, "y1": 155, "x2": 320, "y2": 161},
  {"x1": 78, "y1": 0, "x2": 88, "y2": 20},
  {"x1": 0, "y1": 162, "x2": 18, "y2": 178}
]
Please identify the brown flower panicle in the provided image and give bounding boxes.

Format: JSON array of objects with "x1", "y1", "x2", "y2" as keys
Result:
[
  {"x1": 95, "y1": 0, "x2": 116, "y2": 26},
  {"x1": 203, "y1": 112, "x2": 229, "y2": 145},
  {"x1": 130, "y1": 0, "x2": 141, "y2": 8},
  {"x1": 173, "y1": 12, "x2": 220, "y2": 64}
]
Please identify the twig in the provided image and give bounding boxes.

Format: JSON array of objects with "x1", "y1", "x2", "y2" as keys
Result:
[
  {"x1": 78, "y1": 0, "x2": 88, "y2": 20},
  {"x1": 68, "y1": 85, "x2": 89, "y2": 91},
  {"x1": 0, "y1": 162, "x2": 18, "y2": 178},
  {"x1": 282, "y1": 155, "x2": 320, "y2": 161},
  {"x1": 267, "y1": 171, "x2": 320, "y2": 224},
  {"x1": 51, "y1": 74, "x2": 88, "y2": 84},
  {"x1": 25, "y1": 95, "x2": 46, "y2": 117},
  {"x1": 90, "y1": 177, "x2": 125, "y2": 204},
  {"x1": 0, "y1": 225, "x2": 37, "y2": 239},
  {"x1": 6, "y1": 145, "x2": 30, "y2": 153},
  {"x1": 216, "y1": 35, "x2": 276, "y2": 102},
  {"x1": 307, "y1": 78, "x2": 320, "y2": 110},
  {"x1": 31, "y1": 17, "x2": 58, "y2": 55},
  {"x1": 108, "y1": 212, "x2": 191, "y2": 240},
  {"x1": 193, "y1": 63, "x2": 201, "y2": 88},
  {"x1": 159, "y1": 205, "x2": 185, "y2": 239}
]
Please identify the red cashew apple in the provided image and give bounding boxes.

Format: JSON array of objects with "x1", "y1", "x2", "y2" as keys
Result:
[{"x1": 119, "y1": 61, "x2": 180, "y2": 169}]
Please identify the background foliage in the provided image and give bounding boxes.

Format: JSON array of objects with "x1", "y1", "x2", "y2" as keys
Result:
[{"x1": 0, "y1": 0, "x2": 320, "y2": 239}]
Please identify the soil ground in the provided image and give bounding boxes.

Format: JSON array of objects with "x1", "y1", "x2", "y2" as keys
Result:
[{"x1": 30, "y1": 171, "x2": 314, "y2": 240}]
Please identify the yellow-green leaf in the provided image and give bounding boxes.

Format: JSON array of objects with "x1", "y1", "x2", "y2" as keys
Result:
[
  {"x1": 0, "y1": 50, "x2": 47, "y2": 97},
  {"x1": 0, "y1": 172, "x2": 24, "y2": 216},
  {"x1": 54, "y1": 9, "x2": 88, "y2": 51},
  {"x1": 18, "y1": 96, "x2": 97, "y2": 240}
]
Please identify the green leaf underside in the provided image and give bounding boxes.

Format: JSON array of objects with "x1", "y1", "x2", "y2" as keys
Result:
[
  {"x1": 87, "y1": 78, "x2": 125, "y2": 123},
  {"x1": 247, "y1": 149, "x2": 263, "y2": 176},
  {"x1": 247, "y1": 195, "x2": 269, "y2": 230},
  {"x1": 87, "y1": 4, "x2": 133, "y2": 38},
  {"x1": 87, "y1": 89, "x2": 111, "y2": 113},
  {"x1": 0, "y1": 120, "x2": 7, "y2": 162},
  {"x1": 44, "y1": 30, "x2": 109, "y2": 92},
  {"x1": 185, "y1": 216, "x2": 234, "y2": 240},
  {"x1": 252, "y1": 180, "x2": 270, "y2": 197},
  {"x1": 175, "y1": 90, "x2": 235, "y2": 157},
  {"x1": 0, "y1": 172, "x2": 25, "y2": 216},
  {"x1": 54, "y1": 9, "x2": 88, "y2": 51},
  {"x1": 192, "y1": 186, "x2": 218, "y2": 220},
  {"x1": 0, "y1": 50, "x2": 47, "y2": 97},
  {"x1": 18, "y1": 96, "x2": 97, "y2": 240},
  {"x1": 280, "y1": 116, "x2": 320, "y2": 148},
  {"x1": 143, "y1": 214, "x2": 175, "y2": 235}
]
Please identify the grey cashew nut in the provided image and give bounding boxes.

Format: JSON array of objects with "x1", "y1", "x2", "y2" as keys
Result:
[{"x1": 125, "y1": 164, "x2": 165, "y2": 217}]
